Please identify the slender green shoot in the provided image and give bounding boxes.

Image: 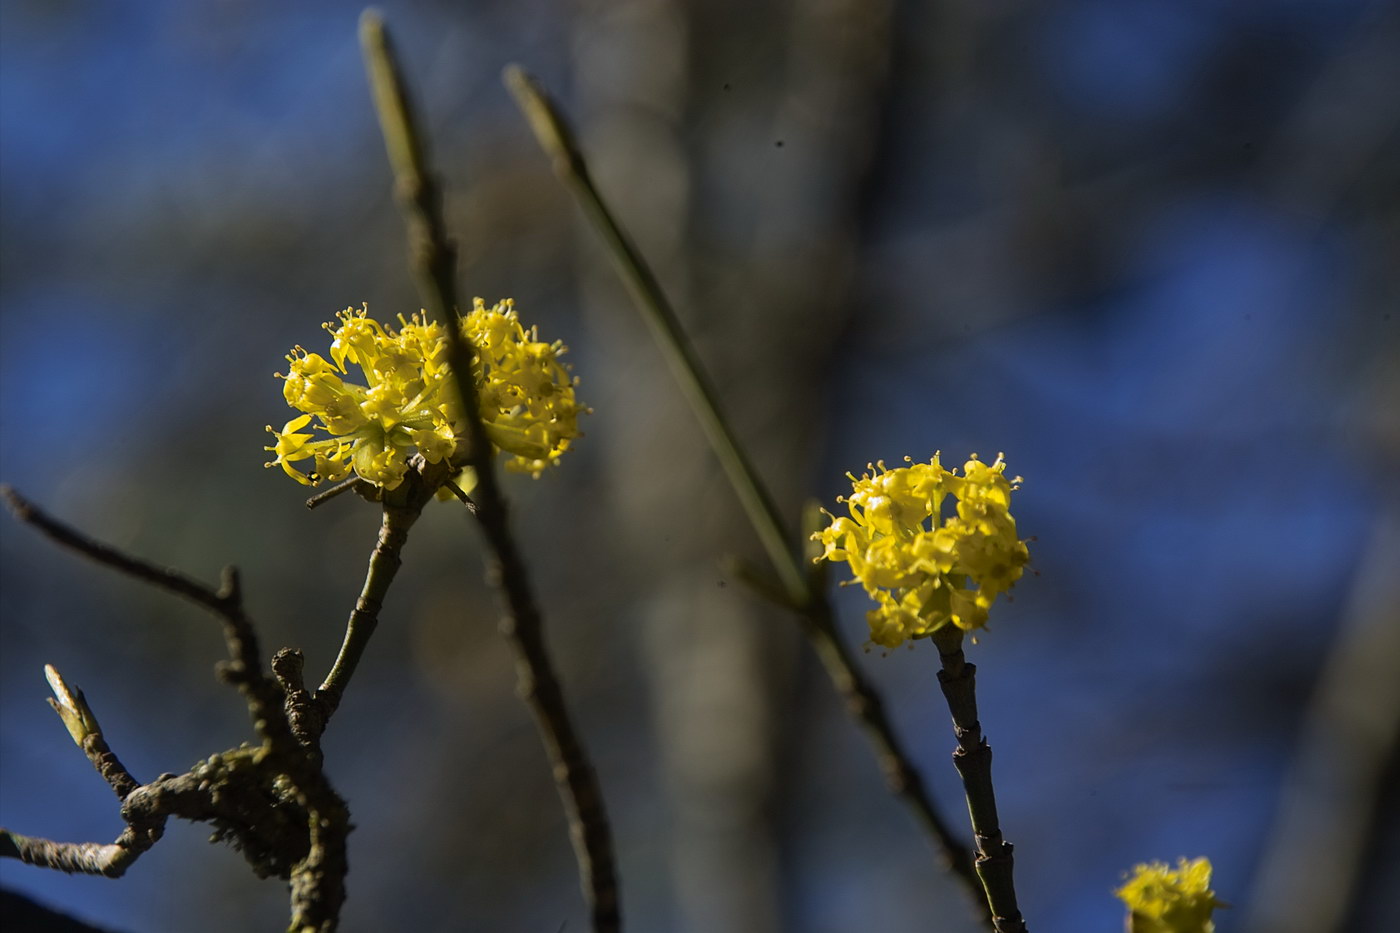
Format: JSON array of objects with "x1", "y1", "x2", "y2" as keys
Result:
[
  {"x1": 504, "y1": 64, "x2": 991, "y2": 929},
  {"x1": 504, "y1": 65, "x2": 806, "y2": 607}
]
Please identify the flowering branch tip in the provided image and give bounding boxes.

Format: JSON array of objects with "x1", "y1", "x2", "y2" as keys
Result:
[{"x1": 813, "y1": 454, "x2": 1029, "y2": 649}]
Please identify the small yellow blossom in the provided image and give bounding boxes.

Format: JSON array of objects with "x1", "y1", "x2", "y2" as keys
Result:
[
  {"x1": 266, "y1": 300, "x2": 585, "y2": 490},
  {"x1": 1115, "y1": 857, "x2": 1225, "y2": 933},
  {"x1": 813, "y1": 454, "x2": 1029, "y2": 648}
]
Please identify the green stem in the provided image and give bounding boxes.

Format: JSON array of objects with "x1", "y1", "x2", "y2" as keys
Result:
[
  {"x1": 503, "y1": 66, "x2": 805, "y2": 607},
  {"x1": 316, "y1": 499, "x2": 421, "y2": 719},
  {"x1": 505, "y1": 66, "x2": 990, "y2": 929}
]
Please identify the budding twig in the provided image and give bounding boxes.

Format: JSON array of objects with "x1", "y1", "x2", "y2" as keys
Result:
[
  {"x1": 43, "y1": 664, "x2": 140, "y2": 800},
  {"x1": 1, "y1": 486, "x2": 350, "y2": 931}
]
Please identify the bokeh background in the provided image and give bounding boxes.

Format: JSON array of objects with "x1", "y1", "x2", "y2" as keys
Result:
[{"x1": 2, "y1": 1, "x2": 1397, "y2": 931}]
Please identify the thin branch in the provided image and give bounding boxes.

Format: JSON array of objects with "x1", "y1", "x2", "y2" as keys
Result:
[
  {"x1": 305, "y1": 477, "x2": 370, "y2": 511},
  {"x1": 722, "y1": 555, "x2": 803, "y2": 612},
  {"x1": 2, "y1": 486, "x2": 349, "y2": 929},
  {"x1": 359, "y1": 11, "x2": 459, "y2": 327},
  {"x1": 803, "y1": 599, "x2": 987, "y2": 895},
  {"x1": 361, "y1": 14, "x2": 621, "y2": 931},
  {"x1": 206, "y1": 566, "x2": 315, "y2": 767},
  {"x1": 314, "y1": 498, "x2": 421, "y2": 721},
  {"x1": 473, "y1": 508, "x2": 622, "y2": 931},
  {"x1": 442, "y1": 478, "x2": 479, "y2": 515},
  {"x1": 504, "y1": 66, "x2": 804, "y2": 606},
  {"x1": 0, "y1": 829, "x2": 147, "y2": 878},
  {"x1": 0, "y1": 487, "x2": 291, "y2": 748},
  {"x1": 307, "y1": 458, "x2": 453, "y2": 741},
  {"x1": 44, "y1": 665, "x2": 140, "y2": 800},
  {"x1": 1, "y1": 774, "x2": 177, "y2": 879},
  {"x1": 934, "y1": 630, "x2": 1027, "y2": 933},
  {"x1": 503, "y1": 68, "x2": 988, "y2": 927},
  {"x1": 2, "y1": 485, "x2": 227, "y2": 615}
]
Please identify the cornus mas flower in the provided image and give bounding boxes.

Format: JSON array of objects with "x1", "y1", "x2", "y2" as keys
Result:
[
  {"x1": 266, "y1": 300, "x2": 585, "y2": 490},
  {"x1": 813, "y1": 454, "x2": 1029, "y2": 649},
  {"x1": 1115, "y1": 858, "x2": 1225, "y2": 933}
]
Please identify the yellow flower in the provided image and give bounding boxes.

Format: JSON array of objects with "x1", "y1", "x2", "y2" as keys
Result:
[
  {"x1": 265, "y1": 301, "x2": 585, "y2": 490},
  {"x1": 463, "y1": 299, "x2": 584, "y2": 476},
  {"x1": 813, "y1": 454, "x2": 1029, "y2": 648},
  {"x1": 1115, "y1": 858, "x2": 1225, "y2": 933}
]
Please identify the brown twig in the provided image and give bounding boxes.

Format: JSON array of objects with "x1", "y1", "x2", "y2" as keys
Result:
[
  {"x1": 469, "y1": 497, "x2": 621, "y2": 928},
  {"x1": 441, "y1": 478, "x2": 479, "y2": 515},
  {"x1": 273, "y1": 649, "x2": 326, "y2": 756},
  {"x1": 305, "y1": 477, "x2": 370, "y2": 511},
  {"x1": 1, "y1": 486, "x2": 350, "y2": 931},
  {"x1": 2, "y1": 486, "x2": 232, "y2": 617},
  {"x1": 804, "y1": 600, "x2": 985, "y2": 893},
  {"x1": 0, "y1": 828, "x2": 151, "y2": 878},
  {"x1": 361, "y1": 13, "x2": 621, "y2": 931},
  {"x1": 934, "y1": 630, "x2": 1027, "y2": 932},
  {"x1": 0, "y1": 487, "x2": 282, "y2": 741}
]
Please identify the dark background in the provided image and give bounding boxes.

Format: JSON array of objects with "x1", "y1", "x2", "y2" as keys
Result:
[{"x1": 2, "y1": 1, "x2": 1397, "y2": 931}]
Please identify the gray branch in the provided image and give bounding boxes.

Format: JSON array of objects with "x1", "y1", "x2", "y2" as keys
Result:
[{"x1": 1, "y1": 488, "x2": 351, "y2": 932}]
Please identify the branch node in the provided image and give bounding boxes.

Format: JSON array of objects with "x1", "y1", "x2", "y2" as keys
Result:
[{"x1": 218, "y1": 566, "x2": 243, "y2": 604}]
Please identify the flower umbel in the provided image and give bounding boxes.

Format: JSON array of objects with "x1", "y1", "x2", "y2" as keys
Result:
[
  {"x1": 266, "y1": 300, "x2": 585, "y2": 489},
  {"x1": 1115, "y1": 857, "x2": 1225, "y2": 933},
  {"x1": 813, "y1": 454, "x2": 1029, "y2": 649}
]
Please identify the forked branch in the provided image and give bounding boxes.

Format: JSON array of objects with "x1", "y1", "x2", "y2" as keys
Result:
[{"x1": 0, "y1": 487, "x2": 350, "y2": 932}]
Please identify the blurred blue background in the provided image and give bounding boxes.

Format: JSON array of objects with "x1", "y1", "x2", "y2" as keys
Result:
[{"x1": 2, "y1": 1, "x2": 1397, "y2": 931}]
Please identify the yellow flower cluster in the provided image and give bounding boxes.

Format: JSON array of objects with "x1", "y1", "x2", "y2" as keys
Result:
[
  {"x1": 813, "y1": 454, "x2": 1029, "y2": 649},
  {"x1": 266, "y1": 300, "x2": 584, "y2": 490},
  {"x1": 1115, "y1": 858, "x2": 1224, "y2": 933}
]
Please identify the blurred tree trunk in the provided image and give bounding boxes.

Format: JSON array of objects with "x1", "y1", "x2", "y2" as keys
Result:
[
  {"x1": 573, "y1": 0, "x2": 893, "y2": 929},
  {"x1": 573, "y1": 4, "x2": 787, "y2": 931}
]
